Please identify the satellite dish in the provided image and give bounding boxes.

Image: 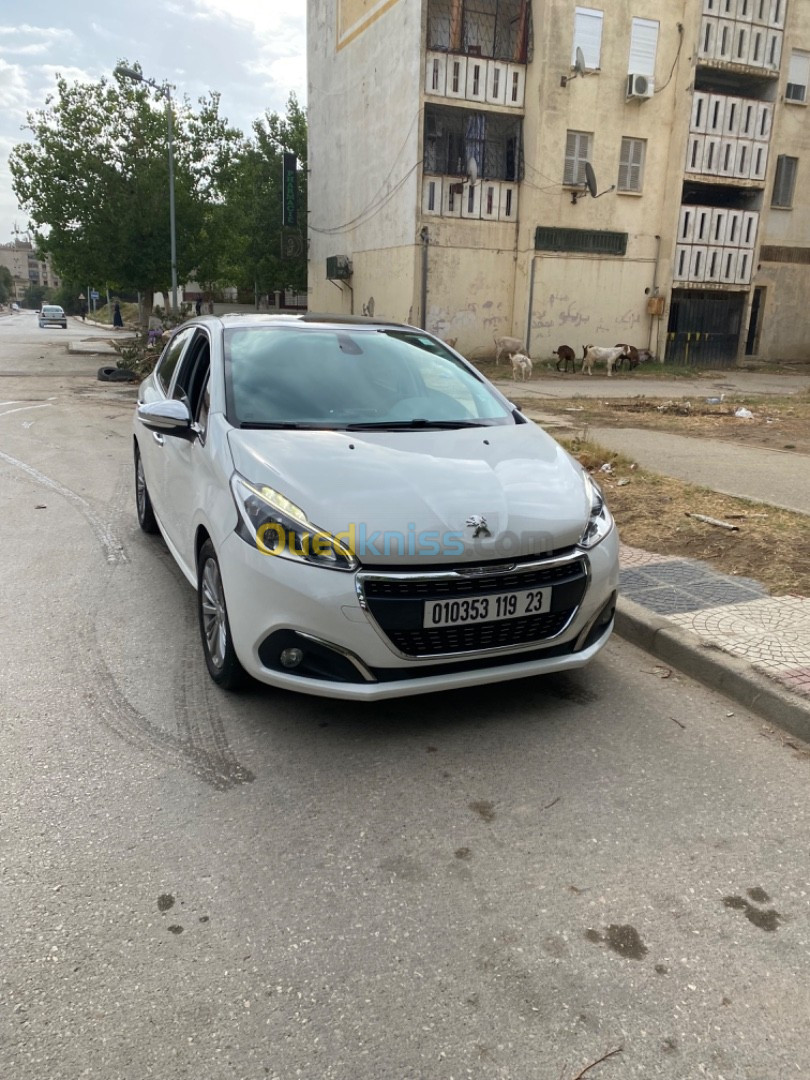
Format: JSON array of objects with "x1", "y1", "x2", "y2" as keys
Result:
[
  {"x1": 562, "y1": 46, "x2": 588, "y2": 86},
  {"x1": 584, "y1": 161, "x2": 598, "y2": 199},
  {"x1": 467, "y1": 155, "x2": 478, "y2": 187},
  {"x1": 571, "y1": 161, "x2": 616, "y2": 203}
]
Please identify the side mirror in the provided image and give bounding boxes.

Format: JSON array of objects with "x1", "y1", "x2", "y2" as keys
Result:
[{"x1": 137, "y1": 399, "x2": 192, "y2": 434}]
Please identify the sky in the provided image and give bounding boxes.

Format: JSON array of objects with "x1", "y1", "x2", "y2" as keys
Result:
[{"x1": 0, "y1": 0, "x2": 307, "y2": 242}]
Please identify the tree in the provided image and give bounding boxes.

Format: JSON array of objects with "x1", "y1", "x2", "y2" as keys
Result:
[
  {"x1": 0, "y1": 266, "x2": 13, "y2": 305},
  {"x1": 10, "y1": 64, "x2": 243, "y2": 310},
  {"x1": 199, "y1": 94, "x2": 307, "y2": 303}
]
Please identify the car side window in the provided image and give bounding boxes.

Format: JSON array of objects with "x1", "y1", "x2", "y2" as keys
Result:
[
  {"x1": 172, "y1": 331, "x2": 211, "y2": 433},
  {"x1": 196, "y1": 377, "x2": 211, "y2": 437},
  {"x1": 156, "y1": 328, "x2": 194, "y2": 395}
]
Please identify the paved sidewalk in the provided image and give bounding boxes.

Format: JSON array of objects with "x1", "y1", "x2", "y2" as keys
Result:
[{"x1": 615, "y1": 545, "x2": 810, "y2": 742}]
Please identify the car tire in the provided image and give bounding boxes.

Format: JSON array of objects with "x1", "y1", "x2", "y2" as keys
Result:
[
  {"x1": 134, "y1": 445, "x2": 159, "y2": 534},
  {"x1": 197, "y1": 539, "x2": 246, "y2": 690}
]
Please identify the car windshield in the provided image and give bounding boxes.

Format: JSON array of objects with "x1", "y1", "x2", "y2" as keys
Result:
[
  {"x1": 42, "y1": 306, "x2": 63, "y2": 315},
  {"x1": 224, "y1": 327, "x2": 514, "y2": 429}
]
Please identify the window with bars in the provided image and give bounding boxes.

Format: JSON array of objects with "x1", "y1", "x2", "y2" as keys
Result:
[
  {"x1": 617, "y1": 137, "x2": 646, "y2": 192},
  {"x1": 573, "y1": 7, "x2": 603, "y2": 69},
  {"x1": 786, "y1": 50, "x2": 809, "y2": 103},
  {"x1": 424, "y1": 105, "x2": 523, "y2": 181},
  {"x1": 564, "y1": 130, "x2": 592, "y2": 186},
  {"x1": 772, "y1": 156, "x2": 798, "y2": 208},
  {"x1": 427, "y1": 0, "x2": 532, "y2": 63}
]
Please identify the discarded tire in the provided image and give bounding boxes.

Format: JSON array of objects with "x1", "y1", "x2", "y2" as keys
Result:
[{"x1": 97, "y1": 366, "x2": 139, "y2": 382}]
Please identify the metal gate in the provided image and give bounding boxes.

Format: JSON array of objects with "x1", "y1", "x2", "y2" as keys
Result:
[{"x1": 665, "y1": 290, "x2": 746, "y2": 368}]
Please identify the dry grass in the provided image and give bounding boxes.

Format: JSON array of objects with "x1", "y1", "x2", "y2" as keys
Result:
[{"x1": 563, "y1": 436, "x2": 810, "y2": 596}]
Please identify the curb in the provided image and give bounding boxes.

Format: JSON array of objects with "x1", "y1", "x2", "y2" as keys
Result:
[{"x1": 615, "y1": 595, "x2": 810, "y2": 743}]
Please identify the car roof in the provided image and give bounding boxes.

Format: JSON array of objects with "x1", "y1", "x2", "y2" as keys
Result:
[{"x1": 190, "y1": 312, "x2": 416, "y2": 332}]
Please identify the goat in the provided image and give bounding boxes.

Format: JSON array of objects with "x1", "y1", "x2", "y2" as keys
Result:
[
  {"x1": 581, "y1": 344, "x2": 631, "y2": 377},
  {"x1": 494, "y1": 335, "x2": 526, "y2": 366},
  {"x1": 553, "y1": 345, "x2": 576, "y2": 373},
  {"x1": 510, "y1": 352, "x2": 532, "y2": 381},
  {"x1": 443, "y1": 336, "x2": 458, "y2": 351},
  {"x1": 613, "y1": 344, "x2": 639, "y2": 371}
]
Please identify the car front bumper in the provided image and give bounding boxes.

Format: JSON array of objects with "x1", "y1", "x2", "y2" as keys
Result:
[{"x1": 218, "y1": 528, "x2": 620, "y2": 700}]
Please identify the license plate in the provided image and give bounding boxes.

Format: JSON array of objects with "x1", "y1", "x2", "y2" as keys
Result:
[{"x1": 423, "y1": 588, "x2": 551, "y2": 628}]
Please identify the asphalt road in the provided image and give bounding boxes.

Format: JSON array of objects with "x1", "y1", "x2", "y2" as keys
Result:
[{"x1": 2, "y1": 313, "x2": 810, "y2": 1079}]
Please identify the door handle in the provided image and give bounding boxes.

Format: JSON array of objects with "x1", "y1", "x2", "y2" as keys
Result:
[{"x1": 153, "y1": 432, "x2": 164, "y2": 446}]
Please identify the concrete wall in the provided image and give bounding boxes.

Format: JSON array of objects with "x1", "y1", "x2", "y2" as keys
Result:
[
  {"x1": 308, "y1": 0, "x2": 423, "y2": 317},
  {"x1": 753, "y1": 0, "x2": 810, "y2": 360}
]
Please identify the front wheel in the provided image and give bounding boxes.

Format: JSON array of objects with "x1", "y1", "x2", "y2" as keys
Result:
[
  {"x1": 197, "y1": 539, "x2": 246, "y2": 690},
  {"x1": 134, "y1": 445, "x2": 158, "y2": 534}
]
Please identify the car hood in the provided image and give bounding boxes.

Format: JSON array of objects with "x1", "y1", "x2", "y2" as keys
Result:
[{"x1": 227, "y1": 424, "x2": 591, "y2": 564}]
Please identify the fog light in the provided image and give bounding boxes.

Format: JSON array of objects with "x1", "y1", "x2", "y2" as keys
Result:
[{"x1": 280, "y1": 647, "x2": 304, "y2": 669}]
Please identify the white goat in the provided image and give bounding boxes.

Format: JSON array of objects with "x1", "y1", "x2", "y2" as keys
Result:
[
  {"x1": 494, "y1": 335, "x2": 525, "y2": 366},
  {"x1": 581, "y1": 344, "x2": 630, "y2": 377},
  {"x1": 510, "y1": 352, "x2": 532, "y2": 381}
]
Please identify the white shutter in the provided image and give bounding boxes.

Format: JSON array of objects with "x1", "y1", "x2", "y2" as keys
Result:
[
  {"x1": 564, "y1": 131, "x2": 591, "y2": 185},
  {"x1": 629, "y1": 18, "x2": 659, "y2": 76},
  {"x1": 618, "y1": 138, "x2": 645, "y2": 192},
  {"x1": 787, "y1": 50, "x2": 810, "y2": 100},
  {"x1": 573, "y1": 8, "x2": 603, "y2": 69}
]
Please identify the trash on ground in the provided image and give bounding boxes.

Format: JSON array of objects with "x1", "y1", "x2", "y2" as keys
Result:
[
  {"x1": 599, "y1": 462, "x2": 614, "y2": 473},
  {"x1": 734, "y1": 407, "x2": 754, "y2": 419},
  {"x1": 616, "y1": 478, "x2": 630, "y2": 486},
  {"x1": 685, "y1": 512, "x2": 740, "y2": 531}
]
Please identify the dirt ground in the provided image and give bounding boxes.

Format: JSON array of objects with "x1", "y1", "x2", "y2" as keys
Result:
[
  {"x1": 502, "y1": 378, "x2": 810, "y2": 596},
  {"x1": 516, "y1": 391, "x2": 810, "y2": 456}
]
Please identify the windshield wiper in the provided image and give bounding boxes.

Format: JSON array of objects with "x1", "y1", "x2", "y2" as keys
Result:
[
  {"x1": 239, "y1": 421, "x2": 320, "y2": 430},
  {"x1": 344, "y1": 419, "x2": 486, "y2": 431}
]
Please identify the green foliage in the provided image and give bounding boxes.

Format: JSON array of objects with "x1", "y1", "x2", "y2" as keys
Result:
[
  {"x1": 0, "y1": 266, "x2": 13, "y2": 304},
  {"x1": 23, "y1": 284, "x2": 49, "y2": 309},
  {"x1": 10, "y1": 69, "x2": 308, "y2": 310},
  {"x1": 10, "y1": 63, "x2": 244, "y2": 304}
]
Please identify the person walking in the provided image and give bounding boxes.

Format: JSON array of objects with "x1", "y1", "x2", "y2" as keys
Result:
[
  {"x1": 112, "y1": 301, "x2": 123, "y2": 329},
  {"x1": 195, "y1": 298, "x2": 202, "y2": 316}
]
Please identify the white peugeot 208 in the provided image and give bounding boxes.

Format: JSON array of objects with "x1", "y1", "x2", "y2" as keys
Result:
[{"x1": 134, "y1": 314, "x2": 619, "y2": 700}]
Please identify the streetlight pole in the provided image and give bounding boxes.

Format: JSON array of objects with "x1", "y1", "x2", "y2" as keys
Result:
[{"x1": 114, "y1": 65, "x2": 179, "y2": 315}]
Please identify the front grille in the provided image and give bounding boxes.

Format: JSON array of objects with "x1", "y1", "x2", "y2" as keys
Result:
[
  {"x1": 359, "y1": 555, "x2": 589, "y2": 658},
  {"x1": 363, "y1": 560, "x2": 580, "y2": 598},
  {"x1": 387, "y1": 611, "x2": 571, "y2": 656}
]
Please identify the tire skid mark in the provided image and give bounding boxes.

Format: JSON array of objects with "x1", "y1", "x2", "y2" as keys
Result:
[
  {"x1": 77, "y1": 606, "x2": 253, "y2": 791},
  {"x1": 0, "y1": 448, "x2": 126, "y2": 564},
  {"x1": 174, "y1": 641, "x2": 255, "y2": 788}
]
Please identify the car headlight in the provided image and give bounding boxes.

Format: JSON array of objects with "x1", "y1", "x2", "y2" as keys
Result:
[
  {"x1": 230, "y1": 474, "x2": 358, "y2": 571},
  {"x1": 577, "y1": 473, "x2": 614, "y2": 550}
]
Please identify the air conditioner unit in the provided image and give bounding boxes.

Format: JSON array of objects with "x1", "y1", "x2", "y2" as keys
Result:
[
  {"x1": 627, "y1": 72, "x2": 654, "y2": 99},
  {"x1": 326, "y1": 255, "x2": 353, "y2": 280}
]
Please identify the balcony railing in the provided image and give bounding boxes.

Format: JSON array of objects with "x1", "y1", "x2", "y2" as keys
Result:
[
  {"x1": 425, "y1": 50, "x2": 525, "y2": 108},
  {"x1": 698, "y1": 13, "x2": 782, "y2": 70},
  {"x1": 675, "y1": 204, "x2": 758, "y2": 285},
  {"x1": 422, "y1": 176, "x2": 519, "y2": 222}
]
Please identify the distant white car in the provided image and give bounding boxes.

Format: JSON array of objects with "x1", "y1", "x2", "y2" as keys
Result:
[
  {"x1": 11, "y1": 302, "x2": 20, "y2": 312},
  {"x1": 133, "y1": 314, "x2": 619, "y2": 700},
  {"x1": 39, "y1": 304, "x2": 67, "y2": 329}
]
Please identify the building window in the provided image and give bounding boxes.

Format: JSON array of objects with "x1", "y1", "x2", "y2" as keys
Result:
[
  {"x1": 628, "y1": 17, "x2": 658, "y2": 77},
  {"x1": 772, "y1": 156, "x2": 798, "y2": 208},
  {"x1": 786, "y1": 50, "x2": 809, "y2": 103},
  {"x1": 573, "y1": 7, "x2": 603, "y2": 70},
  {"x1": 618, "y1": 137, "x2": 646, "y2": 192},
  {"x1": 564, "y1": 130, "x2": 592, "y2": 186}
]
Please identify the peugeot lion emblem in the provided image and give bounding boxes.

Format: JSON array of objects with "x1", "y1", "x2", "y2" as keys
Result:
[{"x1": 466, "y1": 514, "x2": 491, "y2": 539}]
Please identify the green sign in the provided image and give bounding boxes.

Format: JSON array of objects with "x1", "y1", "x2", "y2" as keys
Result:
[{"x1": 283, "y1": 153, "x2": 298, "y2": 227}]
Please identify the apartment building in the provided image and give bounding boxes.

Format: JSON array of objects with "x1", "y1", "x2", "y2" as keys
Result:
[
  {"x1": 0, "y1": 239, "x2": 62, "y2": 300},
  {"x1": 307, "y1": 1, "x2": 810, "y2": 365}
]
